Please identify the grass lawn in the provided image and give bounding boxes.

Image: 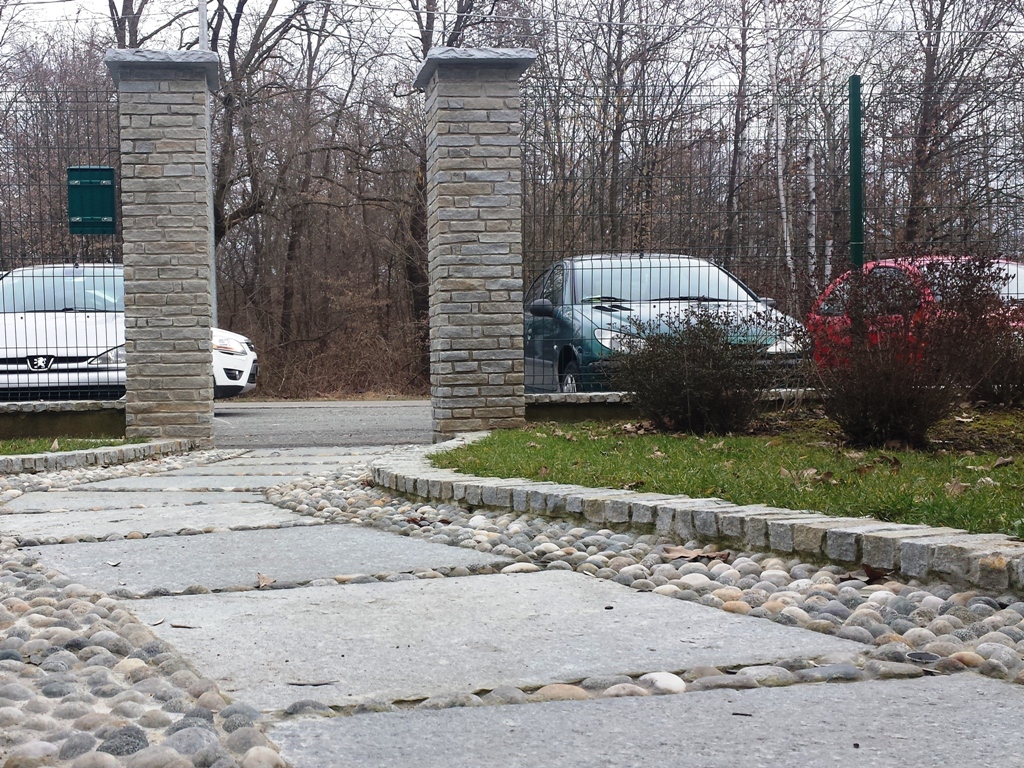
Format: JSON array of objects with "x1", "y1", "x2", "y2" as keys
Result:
[
  {"x1": 0, "y1": 437, "x2": 143, "y2": 456},
  {"x1": 431, "y1": 406, "x2": 1024, "y2": 537}
]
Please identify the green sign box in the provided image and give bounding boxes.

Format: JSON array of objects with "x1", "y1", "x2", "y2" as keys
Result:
[{"x1": 68, "y1": 166, "x2": 117, "y2": 235}]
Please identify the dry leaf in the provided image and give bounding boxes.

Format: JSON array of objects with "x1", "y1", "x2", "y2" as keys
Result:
[
  {"x1": 149, "y1": 618, "x2": 165, "y2": 626},
  {"x1": 537, "y1": 466, "x2": 551, "y2": 478},
  {"x1": 257, "y1": 572, "x2": 276, "y2": 588},
  {"x1": 766, "y1": 439, "x2": 782, "y2": 447},
  {"x1": 954, "y1": 415, "x2": 975, "y2": 423},
  {"x1": 169, "y1": 623, "x2": 198, "y2": 629},
  {"x1": 50, "y1": 439, "x2": 60, "y2": 452},
  {"x1": 661, "y1": 545, "x2": 731, "y2": 562},
  {"x1": 650, "y1": 450, "x2": 666, "y2": 459},
  {"x1": 622, "y1": 480, "x2": 645, "y2": 491},
  {"x1": 526, "y1": 442, "x2": 541, "y2": 448},
  {"x1": 844, "y1": 450, "x2": 866, "y2": 460},
  {"x1": 944, "y1": 479, "x2": 969, "y2": 497},
  {"x1": 976, "y1": 477, "x2": 999, "y2": 488},
  {"x1": 712, "y1": 441, "x2": 725, "y2": 449},
  {"x1": 779, "y1": 467, "x2": 792, "y2": 478},
  {"x1": 286, "y1": 680, "x2": 339, "y2": 687},
  {"x1": 855, "y1": 464, "x2": 875, "y2": 476},
  {"x1": 994, "y1": 456, "x2": 1015, "y2": 469},
  {"x1": 105, "y1": 560, "x2": 121, "y2": 567}
]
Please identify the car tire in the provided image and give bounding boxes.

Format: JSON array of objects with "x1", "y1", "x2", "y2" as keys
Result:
[{"x1": 559, "y1": 360, "x2": 580, "y2": 393}]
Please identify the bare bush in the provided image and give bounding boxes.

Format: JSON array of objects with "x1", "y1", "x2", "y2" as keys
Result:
[
  {"x1": 610, "y1": 307, "x2": 787, "y2": 434},
  {"x1": 813, "y1": 256, "x2": 1009, "y2": 447}
]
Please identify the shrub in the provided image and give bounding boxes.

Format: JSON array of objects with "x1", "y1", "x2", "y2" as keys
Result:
[
  {"x1": 609, "y1": 306, "x2": 787, "y2": 434},
  {"x1": 813, "y1": 255, "x2": 1010, "y2": 447}
]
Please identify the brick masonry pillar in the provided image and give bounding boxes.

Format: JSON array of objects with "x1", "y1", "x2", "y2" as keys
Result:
[
  {"x1": 104, "y1": 50, "x2": 219, "y2": 448},
  {"x1": 414, "y1": 48, "x2": 536, "y2": 442}
]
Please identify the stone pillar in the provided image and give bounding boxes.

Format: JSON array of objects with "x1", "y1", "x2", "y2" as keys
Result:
[
  {"x1": 104, "y1": 50, "x2": 219, "y2": 448},
  {"x1": 414, "y1": 48, "x2": 536, "y2": 442}
]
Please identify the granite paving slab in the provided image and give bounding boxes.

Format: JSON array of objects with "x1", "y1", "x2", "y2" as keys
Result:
[
  {"x1": 0, "y1": 501, "x2": 300, "y2": 540},
  {"x1": 27, "y1": 523, "x2": 509, "y2": 593},
  {"x1": 269, "y1": 675, "x2": 1024, "y2": 768},
  {"x1": 128, "y1": 571, "x2": 861, "y2": 711},
  {"x1": 73, "y1": 475, "x2": 298, "y2": 491},
  {"x1": 1, "y1": 490, "x2": 266, "y2": 514}
]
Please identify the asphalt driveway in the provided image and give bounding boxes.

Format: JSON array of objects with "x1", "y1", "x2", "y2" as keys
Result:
[{"x1": 213, "y1": 399, "x2": 432, "y2": 447}]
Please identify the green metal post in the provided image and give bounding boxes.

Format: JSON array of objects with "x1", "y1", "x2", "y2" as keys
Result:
[{"x1": 849, "y1": 74, "x2": 864, "y2": 268}]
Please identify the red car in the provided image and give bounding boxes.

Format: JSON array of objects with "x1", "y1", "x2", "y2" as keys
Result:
[{"x1": 807, "y1": 256, "x2": 1024, "y2": 366}]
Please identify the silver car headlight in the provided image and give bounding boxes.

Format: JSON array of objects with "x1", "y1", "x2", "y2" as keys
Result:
[
  {"x1": 765, "y1": 335, "x2": 800, "y2": 355},
  {"x1": 88, "y1": 345, "x2": 126, "y2": 366},
  {"x1": 213, "y1": 335, "x2": 248, "y2": 355},
  {"x1": 594, "y1": 328, "x2": 636, "y2": 352}
]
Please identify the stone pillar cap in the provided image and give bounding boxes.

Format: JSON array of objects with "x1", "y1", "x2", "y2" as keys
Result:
[
  {"x1": 104, "y1": 48, "x2": 221, "y2": 90},
  {"x1": 413, "y1": 47, "x2": 537, "y2": 89}
]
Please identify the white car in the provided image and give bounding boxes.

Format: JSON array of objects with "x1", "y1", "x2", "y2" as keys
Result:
[{"x1": 0, "y1": 264, "x2": 258, "y2": 401}]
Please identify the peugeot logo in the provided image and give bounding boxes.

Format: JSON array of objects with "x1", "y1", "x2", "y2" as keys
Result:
[{"x1": 27, "y1": 355, "x2": 55, "y2": 372}]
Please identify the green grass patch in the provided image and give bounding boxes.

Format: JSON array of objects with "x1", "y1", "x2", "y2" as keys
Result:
[
  {"x1": 431, "y1": 409, "x2": 1024, "y2": 537},
  {"x1": 0, "y1": 437, "x2": 144, "y2": 456}
]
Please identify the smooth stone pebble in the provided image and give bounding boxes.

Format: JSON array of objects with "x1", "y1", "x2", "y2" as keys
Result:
[
  {"x1": 600, "y1": 683, "x2": 649, "y2": 697},
  {"x1": 123, "y1": 746, "x2": 191, "y2": 768},
  {"x1": 415, "y1": 693, "x2": 483, "y2": 709},
  {"x1": 239, "y1": 747, "x2": 286, "y2": 768},
  {"x1": 223, "y1": 714, "x2": 255, "y2": 733},
  {"x1": 865, "y1": 661, "x2": 924, "y2": 679},
  {"x1": 529, "y1": 684, "x2": 590, "y2": 702},
  {"x1": 71, "y1": 755, "x2": 121, "y2": 768},
  {"x1": 97, "y1": 725, "x2": 149, "y2": 756},
  {"x1": 636, "y1": 672, "x2": 687, "y2": 694},
  {"x1": 59, "y1": 733, "x2": 98, "y2": 760},
  {"x1": 162, "y1": 727, "x2": 220, "y2": 756},
  {"x1": 225, "y1": 727, "x2": 269, "y2": 754},
  {"x1": 741, "y1": 666, "x2": 797, "y2": 687},
  {"x1": 686, "y1": 675, "x2": 758, "y2": 692},
  {"x1": 580, "y1": 675, "x2": 632, "y2": 692},
  {"x1": 794, "y1": 664, "x2": 864, "y2": 683},
  {"x1": 481, "y1": 686, "x2": 527, "y2": 705}
]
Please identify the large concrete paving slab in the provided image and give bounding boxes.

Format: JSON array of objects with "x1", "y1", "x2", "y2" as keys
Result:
[
  {"x1": 269, "y1": 675, "x2": 1024, "y2": 768},
  {"x1": 1, "y1": 491, "x2": 266, "y2": 514},
  {"x1": 212, "y1": 457, "x2": 365, "y2": 468},
  {"x1": 74, "y1": 475, "x2": 296, "y2": 491},
  {"x1": 0, "y1": 501, "x2": 300, "y2": 540},
  {"x1": 27, "y1": 524, "x2": 509, "y2": 593},
  {"x1": 128, "y1": 571, "x2": 861, "y2": 711}
]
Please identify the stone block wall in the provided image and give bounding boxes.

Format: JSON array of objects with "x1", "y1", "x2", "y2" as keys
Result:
[
  {"x1": 105, "y1": 50, "x2": 219, "y2": 447},
  {"x1": 415, "y1": 48, "x2": 536, "y2": 441}
]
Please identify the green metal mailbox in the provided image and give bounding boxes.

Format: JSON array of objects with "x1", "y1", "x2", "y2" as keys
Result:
[{"x1": 68, "y1": 166, "x2": 117, "y2": 235}]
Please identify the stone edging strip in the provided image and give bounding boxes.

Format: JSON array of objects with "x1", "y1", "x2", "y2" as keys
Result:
[
  {"x1": 0, "y1": 438, "x2": 194, "y2": 475},
  {"x1": 0, "y1": 399, "x2": 126, "y2": 413},
  {"x1": 371, "y1": 434, "x2": 1024, "y2": 594}
]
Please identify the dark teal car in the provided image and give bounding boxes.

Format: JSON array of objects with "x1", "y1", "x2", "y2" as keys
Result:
[{"x1": 524, "y1": 254, "x2": 800, "y2": 392}]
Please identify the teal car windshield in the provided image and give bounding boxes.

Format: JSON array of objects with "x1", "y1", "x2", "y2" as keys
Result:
[{"x1": 573, "y1": 259, "x2": 757, "y2": 303}]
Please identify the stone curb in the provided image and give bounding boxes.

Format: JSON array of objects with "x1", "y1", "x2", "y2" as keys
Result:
[
  {"x1": 0, "y1": 438, "x2": 194, "y2": 475},
  {"x1": 370, "y1": 434, "x2": 1024, "y2": 594}
]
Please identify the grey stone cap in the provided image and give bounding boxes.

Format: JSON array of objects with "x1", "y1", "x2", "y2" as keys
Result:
[
  {"x1": 413, "y1": 47, "x2": 538, "y2": 89},
  {"x1": 372, "y1": 435, "x2": 1024, "y2": 594},
  {"x1": 104, "y1": 48, "x2": 221, "y2": 89},
  {"x1": 0, "y1": 400, "x2": 125, "y2": 413},
  {"x1": 0, "y1": 438, "x2": 193, "y2": 476}
]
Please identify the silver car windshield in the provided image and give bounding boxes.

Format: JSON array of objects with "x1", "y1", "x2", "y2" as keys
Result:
[
  {"x1": 0, "y1": 270, "x2": 124, "y2": 313},
  {"x1": 573, "y1": 260, "x2": 757, "y2": 303}
]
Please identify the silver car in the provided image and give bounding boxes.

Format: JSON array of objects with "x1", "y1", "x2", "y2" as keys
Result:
[{"x1": 0, "y1": 264, "x2": 258, "y2": 400}]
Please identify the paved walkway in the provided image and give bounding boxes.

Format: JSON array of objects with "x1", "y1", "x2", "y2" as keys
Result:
[{"x1": 4, "y1": 446, "x2": 1024, "y2": 767}]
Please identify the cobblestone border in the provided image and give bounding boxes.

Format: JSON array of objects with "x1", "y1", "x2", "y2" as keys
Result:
[
  {"x1": 370, "y1": 434, "x2": 1024, "y2": 594},
  {"x1": 523, "y1": 389, "x2": 818, "y2": 405},
  {"x1": 0, "y1": 438, "x2": 194, "y2": 475},
  {"x1": 0, "y1": 399, "x2": 125, "y2": 414}
]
